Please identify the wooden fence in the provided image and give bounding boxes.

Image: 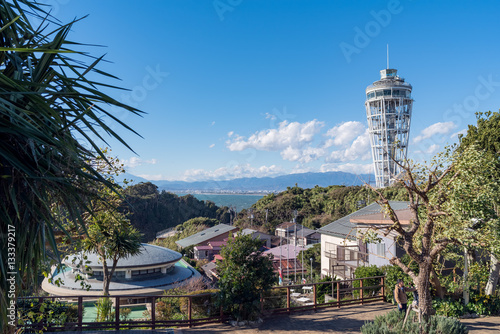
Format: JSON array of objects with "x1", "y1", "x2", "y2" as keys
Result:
[{"x1": 18, "y1": 276, "x2": 385, "y2": 332}]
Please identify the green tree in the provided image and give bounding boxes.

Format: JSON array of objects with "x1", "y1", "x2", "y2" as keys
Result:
[
  {"x1": 369, "y1": 144, "x2": 498, "y2": 318},
  {"x1": 82, "y1": 211, "x2": 142, "y2": 296},
  {"x1": 458, "y1": 111, "x2": 500, "y2": 295},
  {"x1": 0, "y1": 1, "x2": 141, "y2": 328},
  {"x1": 217, "y1": 233, "x2": 275, "y2": 321}
]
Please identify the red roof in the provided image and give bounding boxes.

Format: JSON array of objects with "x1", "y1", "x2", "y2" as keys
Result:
[
  {"x1": 271, "y1": 259, "x2": 305, "y2": 273},
  {"x1": 208, "y1": 241, "x2": 227, "y2": 247},
  {"x1": 214, "y1": 254, "x2": 224, "y2": 261}
]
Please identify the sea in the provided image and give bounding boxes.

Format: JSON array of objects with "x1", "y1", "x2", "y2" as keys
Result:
[{"x1": 175, "y1": 193, "x2": 264, "y2": 212}]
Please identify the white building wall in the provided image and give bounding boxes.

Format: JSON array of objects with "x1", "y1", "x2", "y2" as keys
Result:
[
  {"x1": 366, "y1": 234, "x2": 396, "y2": 267},
  {"x1": 320, "y1": 234, "x2": 357, "y2": 278}
]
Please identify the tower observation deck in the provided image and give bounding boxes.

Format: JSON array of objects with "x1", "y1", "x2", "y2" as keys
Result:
[{"x1": 365, "y1": 68, "x2": 413, "y2": 188}]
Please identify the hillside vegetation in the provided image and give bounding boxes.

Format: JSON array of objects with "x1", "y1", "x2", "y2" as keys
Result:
[
  {"x1": 235, "y1": 184, "x2": 408, "y2": 232},
  {"x1": 120, "y1": 182, "x2": 230, "y2": 241},
  {"x1": 123, "y1": 182, "x2": 408, "y2": 242},
  {"x1": 153, "y1": 217, "x2": 220, "y2": 251}
]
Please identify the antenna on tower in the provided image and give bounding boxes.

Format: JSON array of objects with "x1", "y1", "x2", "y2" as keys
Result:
[{"x1": 387, "y1": 44, "x2": 389, "y2": 69}]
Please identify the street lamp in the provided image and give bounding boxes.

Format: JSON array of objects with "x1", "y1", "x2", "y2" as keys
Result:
[{"x1": 310, "y1": 257, "x2": 313, "y2": 283}]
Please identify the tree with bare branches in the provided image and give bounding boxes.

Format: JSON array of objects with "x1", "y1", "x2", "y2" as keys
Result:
[{"x1": 366, "y1": 145, "x2": 498, "y2": 317}]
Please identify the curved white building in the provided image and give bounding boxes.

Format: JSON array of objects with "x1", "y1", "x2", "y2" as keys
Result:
[
  {"x1": 365, "y1": 68, "x2": 413, "y2": 188},
  {"x1": 42, "y1": 244, "x2": 200, "y2": 299}
]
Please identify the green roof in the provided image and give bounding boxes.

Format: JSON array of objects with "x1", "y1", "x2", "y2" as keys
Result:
[
  {"x1": 175, "y1": 224, "x2": 238, "y2": 248},
  {"x1": 318, "y1": 201, "x2": 409, "y2": 241}
]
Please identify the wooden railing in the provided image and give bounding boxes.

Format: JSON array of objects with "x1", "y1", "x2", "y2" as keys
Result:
[{"x1": 18, "y1": 276, "x2": 385, "y2": 332}]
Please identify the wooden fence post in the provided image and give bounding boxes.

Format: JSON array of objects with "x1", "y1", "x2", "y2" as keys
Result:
[
  {"x1": 381, "y1": 276, "x2": 386, "y2": 302},
  {"x1": 337, "y1": 282, "x2": 340, "y2": 308},
  {"x1": 115, "y1": 296, "x2": 120, "y2": 331},
  {"x1": 313, "y1": 284, "x2": 317, "y2": 312},
  {"x1": 151, "y1": 296, "x2": 156, "y2": 330},
  {"x1": 286, "y1": 287, "x2": 290, "y2": 314},
  {"x1": 360, "y1": 279, "x2": 364, "y2": 305},
  {"x1": 188, "y1": 296, "x2": 192, "y2": 328},
  {"x1": 77, "y1": 296, "x2": 83, "y2": 331}
]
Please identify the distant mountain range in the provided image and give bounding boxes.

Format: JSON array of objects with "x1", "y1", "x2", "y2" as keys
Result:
[{"x1": 118, "y1": 171, "x2": 375, "y2": 193}]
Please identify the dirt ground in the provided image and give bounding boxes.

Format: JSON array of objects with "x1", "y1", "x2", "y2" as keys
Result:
[{"x1": 177, "y1": 301, "x2": 500, "y2": 334}]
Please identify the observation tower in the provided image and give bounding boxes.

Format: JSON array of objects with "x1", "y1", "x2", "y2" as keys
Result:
[{"x1": 365, "y1": 68, "x2": 413, "y2": 188}]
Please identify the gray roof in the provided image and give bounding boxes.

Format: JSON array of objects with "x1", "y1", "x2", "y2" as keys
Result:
[
  {"x1": 241, "y1": 228, "x2": 272, "y2": 237},
  {"x1": 318, "y1": 201, "x2": 409, "y2": 241},
  {"x1": 65, "y1": 244, "x2": 182, "y2": 269},
  {"x1": 292, "y1": 226, "x2": 317, "y2": 238},
  {"x1": 175, "y1": 224, "x2": 238, "y2": 248}
]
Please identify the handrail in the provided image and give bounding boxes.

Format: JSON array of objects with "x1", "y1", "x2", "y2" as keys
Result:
[{"x1": 18, "y1": 276, "x2": 386, "y2": 332}]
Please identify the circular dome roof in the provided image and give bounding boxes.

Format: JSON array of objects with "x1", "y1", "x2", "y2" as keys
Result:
[{"x1": 65, "y1": 244, "x2": 182, "y2": 269}]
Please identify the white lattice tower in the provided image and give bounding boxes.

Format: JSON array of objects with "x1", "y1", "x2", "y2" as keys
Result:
[{"x1": 365, "y1": 68, "x2": 413, "y2": 188}]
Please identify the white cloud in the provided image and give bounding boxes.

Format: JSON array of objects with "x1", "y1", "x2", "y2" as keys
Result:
[
  {"x1": 265, "y1": 112, "x2": 277, "y2": 120},
  {"x1": 325, "y1": 121, "x2": 366, "y2": 147},
  {"x1": 123, "y1": 157, "x2": 158, "y2": 168},
  {"x1": 327, "y1": 130, "x2": 371, "y2": 162},
  {"x1": 227, "y1": 131, "x2": 234, "y2": 137},
  {"x1": 182, "y1": 164, "x2": 285, "y2": 182},
  {"x1": 210, "y1": 121, "x2": 216, "y2": 126},
  {"x1": 226, "y1": 120, "x2": 324, "y2": 151},
  {"x1": 209, "y1": 143, "x2": 215, "y2": 149},
  {"x1": 425, "y1": 144, "x2": 440, "y2": 155},
  {"x1": 413, "y1": 122, "x2": 457, "y2": 143},
  {"x1": 136, "y1": 174, "x2": 165, "y2": 181},
  {"x1": 280, "y1": 146, "x2": 327, "y2": 163},
  {"x1": 413, "y1": 143, "x2": 442, "y2": 156},
  {"x1": 320, "y1": 163, "x2": 374, "y2": 175}
]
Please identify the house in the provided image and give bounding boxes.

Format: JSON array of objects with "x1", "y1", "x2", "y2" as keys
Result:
[
  {"x1": 264, "y1": 244, "x2": 307, "y2": 278},
  {"x1": 241, "y1": 228, "x2": 273, "y2": 248},
  {"x1": 318, "y1": 201, "x2": 410, "y2": 280},
  {"x1": 193, "y1": 240, "x2": 226, "y2": 261},
  {"x1": 175, "y1": 223, "x2": 238, "y2": 250},
  {"x1": 275, "y1": 222, "x2": 321, "y2": 246}
]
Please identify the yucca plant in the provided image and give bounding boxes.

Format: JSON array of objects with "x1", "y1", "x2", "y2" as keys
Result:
[{"x1": 0, "y1": 0, "x2": 142, "y2": 330}]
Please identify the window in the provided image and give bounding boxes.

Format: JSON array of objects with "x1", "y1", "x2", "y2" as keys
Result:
[
  {"x1": 376, "y1": 243, "x2": 386, "y2": 257},
  {"x1": 325, "y1": 242, "x2": 337, "y2": 258}
]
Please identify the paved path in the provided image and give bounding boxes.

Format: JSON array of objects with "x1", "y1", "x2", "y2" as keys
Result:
[
  {"x1": 43, "y1": 302, "x2": 500, "y2": 334},
  {"x1": 177, "y1": 302, "x2": 500, "y2": 334}
]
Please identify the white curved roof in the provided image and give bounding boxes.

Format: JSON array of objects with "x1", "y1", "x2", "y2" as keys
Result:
[{"x1": 65, "y1": 243, "x2": 182, "y2": 269}]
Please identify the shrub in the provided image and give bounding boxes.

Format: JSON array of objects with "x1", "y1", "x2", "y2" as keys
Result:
[
  {"x1": 262, "y1": 289, "x2": 287, "y2": 310},
  {"x1": 179, "y1": 289, "x2": 219, "y2": 317},
  {"x1": 155, "y1": 301, "x2": 173, "y2": 320},
  {"x1": 353, "y1": 265, "x2": 384, "y2": 298},
  {"x1": 381, "y1": 255, "x2": 418, "y2": 303},
  {"x1": 467, "y1": 293, "x2": 500, "y2": 316},
  {"x1": 316, "y1": 276, "x2": 337, "y2": 303},
  {"x1": 433, "y1": 298, "x2": 465, "y2": 318},
  {"x1": 95, "y1": 297, "x2": 114, "y2": 322},
  {"x1": 120, "y1": 308, "x2": 132, "y2": 321},
  {"x1": 361, "y1": 310, "x2": 469, "y2": 334},
  {"x1": 433, "y1": 292, "x2": 500, "y2": 318},
  {"x1": 17, "y1": 299, "x2": 80, "y2": 326}
]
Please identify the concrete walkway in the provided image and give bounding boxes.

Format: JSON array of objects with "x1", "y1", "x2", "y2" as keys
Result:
[
  {"x1": 43, "y1": 302, "x2": 500, "y2": 334},
  {"x1": 177, "y1": 302, "x2": 500, "y2": 334}
]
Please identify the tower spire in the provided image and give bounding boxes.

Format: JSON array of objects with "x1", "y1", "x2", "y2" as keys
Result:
[{"x1": 387, "y1": 44, "x2": 389, "y2": 69}]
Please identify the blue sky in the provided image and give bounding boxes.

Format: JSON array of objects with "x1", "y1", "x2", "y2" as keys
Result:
[{"x1": 48, "y1": 0, "x2": 500, "y2": 181}]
